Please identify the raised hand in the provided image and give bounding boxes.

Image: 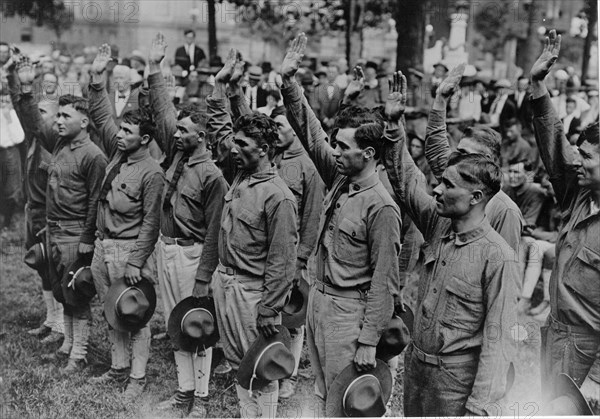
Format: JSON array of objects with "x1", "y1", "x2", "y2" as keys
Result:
[
  {"x1": 149, "y1": 32, "x2": 167, "y2": 65},
  {"x1": 531, "y1": 29, "x2": 561, "y2": 81},
  {"x1": 385, "y1": 71, "x2": 407, "y2": 122},
  {"x1": 344, "y1": 66, "x2": 365, "y2": 100},
  {"x1": 214, "y1": 48, "x2": 238, "y2": 84},
  {"x1": 281, "y1": 32, "x2": 307, "y2": 79},
  {"x1": 229, "y1": 52, "x2": 246, "y2": 87},
  {"x1": 91, "y1": 43, "x2": 112, "y2": 75},
  {"x1": 436, "y1": 63, "x2": 466, "y2": 100},
  {"x1": 16, "y1": 55, "x2": 35, "y2": 85}
]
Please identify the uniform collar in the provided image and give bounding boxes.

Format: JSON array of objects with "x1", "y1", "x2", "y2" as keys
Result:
[
  {"x1": 442, "y1": 218, "x2": 492, "y2": 246},
  {"x1": 126, "y1": 147, "x2": 151, "y2": 164},
  {"x1": 280, "y1": 138, "x2": 305, "y2": 160},
  {"x1": 69, "y1": 134, "x2": 90, "y2": 150},
  {"x1": 347, "y1": 171, "x2": 379, "y2": 197},
  {"x1": 247, "y1": 164, "x2": 278, "y2": 186},
  {"x1": 187, "y1": 150, "x2": 212, "y2": 166}
]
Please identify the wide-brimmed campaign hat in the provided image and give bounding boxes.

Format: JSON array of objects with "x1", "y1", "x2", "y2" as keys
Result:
[
  {"x1": 104, "y1": 277, "x2": 156, "y2": 332},
  {"x1": 376, "y1": 306, "x2": 414, "y2": 361},
  {"x1": 326, "y1": 359, "x2": 393, "y2": 417},
  {"x1": 281, "y1": 278, "x2": 309, "y2": 329},
  {"x1": 24, "y1": 242, "x2": 48, "y2": 271},
  {"x1": 61, "y1": 257, "x2": 96, "y2": 308},
  {"x1": 168, "y1": 296, "x2": 219, "y2": 352},
  {"x1": 540, "y1": 373, "x2": 594, "y2": 416},
  {"x1": 237, "y1": 325, "x2": 294, "y2": 394}
]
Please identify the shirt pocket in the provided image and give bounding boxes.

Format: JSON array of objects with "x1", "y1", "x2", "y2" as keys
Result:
[
  {"x1": 175, "y1": 186, "x2": 202, "y2": 221},
  {"x1": 570, "y1": 246, "x2": 600, "y2": 305},
  {"x1": 232, "y1": 206, "x2": 266, "y2": 255},
  {"x1": 334, "y1": 217, "x2": 368, "y2": 267},
  {"x1": 441, "y1": 276, "x2": 484, "y2": 333},
  {"x1": 113, "y1": 182, "x2": 142, "y2": 214}
]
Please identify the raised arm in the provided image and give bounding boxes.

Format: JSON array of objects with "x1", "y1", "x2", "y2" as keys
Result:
[
  {"x1": 7, "y1": 56, "x2": 38, "y2": 141},
  {"x1": 424, "y1": 64, "x2": 466, "y2": 179},
  {"x1": 206, "y1": 49, "x2": 241, "y2": 183},
  {"x1": 529, "y1": 30, "x2": 578, "y2": 210},
  {"x1": 382, "y1": 72, "x2": 440, "y2": 240},
  {"x1": 280, "y1": 33, "x2": 338, "y2": 188},
  {"x1": 147, "y1": 32, "x2": 178, "y2": 165},
  {"x1": 88, "y1": 44, "x2": 120, "y2": 160},
  {"x1": 227, "y1": 51, "x2": 253, "y2": 121}
]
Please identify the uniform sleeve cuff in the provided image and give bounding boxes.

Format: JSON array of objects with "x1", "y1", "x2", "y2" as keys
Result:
[
  {"x1": 258, "y1": 304, "x2": 279, "y2": 318},
  {"x1": 358, "y1": 328, "x2": 381, "y2": 347},
  {"x1": 588, "y1": 360, "x2": 600, "y2": 383}
]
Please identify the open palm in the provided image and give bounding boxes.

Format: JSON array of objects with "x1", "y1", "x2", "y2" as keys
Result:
[
  {"x1": 149, "y1": 32, "x2": 167, "y2": 64},
  {"x1": 215, "y1": 48, "x2": 238, "y2": 84},
  {"x1": 531, "y1": 29, "x2": 561, "y2": 81},
  {"x1": 92, "y1": 43, "x2": 112, "y2": 74},
  {"x1": 386, "y1": 71, "x2": 407, "y2": 121},
  {"x1": 281, "y1": 33, "x2": 307, "y2": 78},
  {"x1": 16, "y1": 56, "x2": 35, "y2": 85}
]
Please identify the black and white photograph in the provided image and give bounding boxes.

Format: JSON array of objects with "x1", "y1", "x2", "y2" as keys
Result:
[{"x1": 0, "y1": 0, "x2": 598, "y2": 417}]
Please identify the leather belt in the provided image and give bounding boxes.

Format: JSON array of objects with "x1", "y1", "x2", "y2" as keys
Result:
[
  {"x1": 160, "y1": 235, "x2": 196, "y2": 247},
  {"x1": 217, "y1": 264, "x2": 237, "y2": 275},
  {"x1": 314, "y1": 280, "x2": 368, "y2": 300},
  {"x1": 549, "y1": 315, "x2": 596, "y2": 335},
  {"x1": 412, "y1": 343, "x2": 479, "y2": 367}
]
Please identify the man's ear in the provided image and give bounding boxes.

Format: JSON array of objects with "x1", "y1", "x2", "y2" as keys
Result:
[
  {"x1": 259, "y1": 143, "x2": 269, "y2": 157},
  {"x1": 80, "y1": 115, "x2": 89, "y2": 130},
  {"x1": 470, "y1": 189, "x2": 484, "y2": 206},
  {"x1": 198, "y1": 130, "x2": 206, "y2": 142},
  {"x1": 362, "y1": 146, "x2": 375, "y2": 161},
  {"x1": 140, "y1": 134, "x2": 151, "y2": 145}
]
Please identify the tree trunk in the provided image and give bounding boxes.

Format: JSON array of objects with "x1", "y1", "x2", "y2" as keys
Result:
[
  {"x1": 345, "y1": 0, "x2": 356, "y2": 67},
  {"x1": 582, "y1": 0, "x2": 598, "y2": 84},
  {"x1": 394, "y1": 0, "x2": 427, "y2": 72},
  {"x1": 207, "y1": 0, "x2": 217, "y2": 64},
  {"x1": 517, "y1": 0, "x2": 541, "y2": 78}
]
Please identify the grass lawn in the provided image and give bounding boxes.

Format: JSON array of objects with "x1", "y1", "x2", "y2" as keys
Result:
[{"x1": 1, "y1": 214, "x2": 546, "y2": 418}]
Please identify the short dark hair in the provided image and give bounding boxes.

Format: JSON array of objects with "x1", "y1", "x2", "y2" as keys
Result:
[
  {"x1": 266, "y1": 89, "x2": 281, "y2": 102},
  {"x1": 177, "y1": 103, "x2": 208, "y2": 131},
  {"x1": 184, "y1": 29, "x2": 196, "y2": 37},
  {"x1": 0, "y1": 42, "x2": 9, "y2": 48},
  {"x1": 333, "y1": 106, "x2": 385, "y2": 159},
  {"x1": 447, "y1": 153, "x2": 502, "y2": 199},
  {"x1": 461, "y1": 125, "x2": 502, "y2": 162},
  {"x1": 270, "y1": 105, "x2": 286, "y2": 119},
  {"x1": 507, "y1": 157, "x2": 533, "y2": 171},
  {"x1": 122, "y1": 109, "x2": 155, "y2": 139},
  {"x1": 234, "y1": 112, "x2": 279, "y2": 160},
  {"x1": 59, "y1": 94, "x2": 89, "y2": 117},
  {"x1": 577, "y1": 121, "x2": 600, "y2": 147}
]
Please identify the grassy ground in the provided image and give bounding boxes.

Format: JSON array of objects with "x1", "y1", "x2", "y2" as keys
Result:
[{"x1": 0, "y1": 213, "x2": 546, "y2": 418}]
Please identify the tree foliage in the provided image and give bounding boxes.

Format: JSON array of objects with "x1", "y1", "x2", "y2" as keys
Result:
[
  {"x1": 1, "y1": 0, "x2": 74, "y2": 40},
  {"x1": 220, "y1": 0, "x2": 394, "y2": 48}
]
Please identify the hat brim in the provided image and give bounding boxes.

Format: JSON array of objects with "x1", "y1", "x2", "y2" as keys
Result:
[
  {"x1": 555, "y1": 373, "x2": 593, "y2": 415},
  {"x1": 168, "y1": 296, "x2": 220, "y2": 352},
  {"x1": 61, "y1": 258, "x2": 95, "y2": 307},
  {"x1": 104, "y1": 277, "x2": 156, "y2": 332},
  {"x1": 282, "y1": 278, "x2": 309, "y2": 329},
  {"x1": 237, "y1": 325, "x2": 291, "y2": 391},
  {"x1": 326, "y1": 359, "x2": 393, "y2": 417}
]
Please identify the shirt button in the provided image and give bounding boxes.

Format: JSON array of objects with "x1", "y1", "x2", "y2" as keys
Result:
[
  {"x1": 121, "y1": 183, "x2": 126, "y2": 188},
  {"x1": 433, "y1": 288, "x2": 437, "y2": 294},
  {"x1": 352, "y1": 232, "x2": 356, "y2": 237},
  {"x1": 441, "y1": 261, "x2": 446, "y2": 266},
  {"x1": 336, "y1": 203, "x2": 340, "y2": 209},
  {"x1": 329, "y1": 225, "x2": 333, "y2": 231},
  {"x1": 353, "y1": 184, "x2": 360, "y2": 191}
]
